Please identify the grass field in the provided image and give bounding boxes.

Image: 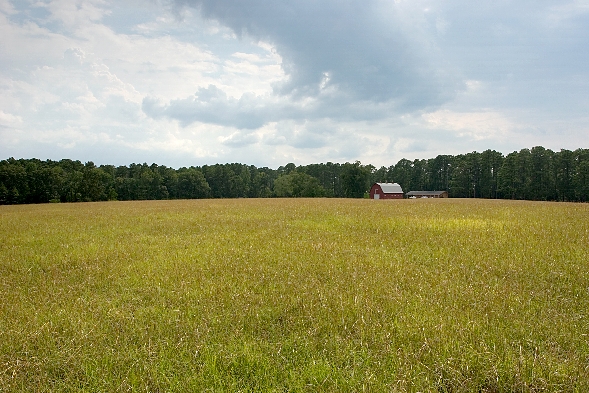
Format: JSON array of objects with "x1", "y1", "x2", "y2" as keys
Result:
[{"x1": 1, "y1": 198, "x2": 589, "y2": 392}]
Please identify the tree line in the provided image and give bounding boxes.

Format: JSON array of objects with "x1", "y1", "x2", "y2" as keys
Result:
[{"x1": 1, "y1": 146, "x2": 588, "y2": 204}]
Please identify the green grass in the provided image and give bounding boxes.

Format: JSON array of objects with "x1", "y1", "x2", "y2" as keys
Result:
[{"x1": 1, "y1": 198, "x2": 589, "y2": 391}]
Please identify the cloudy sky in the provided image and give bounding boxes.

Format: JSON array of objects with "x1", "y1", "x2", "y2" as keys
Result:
[{"x1": 1, "y1": 0, "x2": 588, "y2": 168}]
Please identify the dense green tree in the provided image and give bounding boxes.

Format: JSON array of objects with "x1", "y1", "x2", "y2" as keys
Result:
[
  {"x1": 0, "y1": 182, "x2": 7, "y2": 204},
  {"x1": 278, "y1": 163, "x2": 296, "y2": 175},
  {"x1": 478, "y1": 150, "x2": 503, "y2": 199},
  {"x1": 370, "y1": 166, "x2": 389, "y2": 185},
  {"x1": 576, "y1": 160, "x2": 589, "y2": 202},
  {"x1": 63, "y1": 169, "x2": 84, "y2": 202},
  {"x1": 390, "y1": 159, "x2": 413, "y2": 194},
  {"x1": 341, "y1": 161, "x2": 370, "y2": 198},
  {"x1": 497, "y1": 152, "x2": 519, "y2": 199},
  {"x1": 516, "y1": 148, "x2": 534, "y2": 200},
  {"x1": 299, "y1": 162, "x2": 342, "y2": 197},
  {"x1": 410, "y1": 159, "x2": 428, "y2": 192},
  {"x1": 426, "y1": 155, "x2": 452, "y2": 192},
  {"x1": 23, "y1": 163, "x2": 64, "y2": 203},
  {"x1": 202, "y1": 164, "x2": 229, "y2": 198},
  {"x1": 573, "y1": 149, "x2": 589, "y2": 201},
  {"x1": 555, "y1": 149, "x2": 575, "y2": 201},
  {"x1": 528, "y1": 146, "x2": 555, "y2": 200},
  {"x1": 177, "y1": 168, "x2": 210, "y2": 199},
  {"x1": 274, "y1": 172, "x2": 326, "y2": 197},
  {"x1": 450, "y1": 154, "x2": 473, "y2": 198},
  {"x1": 250, "y1": 170, "x2": 273, "y2": 198},
  {"x1": 0, "y1": 159, "x2": 27, "y2": 203},
  {"x1": 81, "y1": 162, "x2": 106, "y2": 201}
]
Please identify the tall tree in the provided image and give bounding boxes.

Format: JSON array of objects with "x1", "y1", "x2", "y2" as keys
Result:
[
  {"x1": 478, "y1": 150, "x2": 503, "y2": 199},
  {"x1": 427, "y1": 155, "x2": 452, "y2": 192},
  {"x1": 341, "y1": 161, "x2": 370, "y2": 198},
  {"x1": 177, "y1": 168, "x2": 210, "y2": 199},
  {"x1": 391, "y1": 159, "x2": 413, "y2": 193},
  {"x1": 274, "y1": 172, "x2": 326, "y2": 197},
  {"x1": 528, "y1": 146, "x2": 555, "y2": 200},
  {"x1": 555, "y1": 149, "x2": 575, "y2": 201}
]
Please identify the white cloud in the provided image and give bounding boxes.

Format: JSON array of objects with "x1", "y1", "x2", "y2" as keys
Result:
[
  {"x1": 41, "y1": 0, "x2": 111, "y2": 30},
  {"x1": 0, "y1": 110, "x2": 23, "y2": 129},
  {"x1": 0, "y1": 0, "x2": 15, "y2": 15},
  {"x1": 544, "y1": 1, "x2": 589, "y2": 26},
  {"x1": 422, "y1": 110, "x2": 517, "y2": 140},
  {"x1": 219, "y1": 130, "x2": 260, "y2": 147}
]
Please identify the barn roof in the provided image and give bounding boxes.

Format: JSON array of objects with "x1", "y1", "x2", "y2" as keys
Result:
[{"x1": 376, "y1": 183, "x2": 404, "y2": 194}]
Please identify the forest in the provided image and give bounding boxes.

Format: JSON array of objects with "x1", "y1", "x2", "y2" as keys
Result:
[{"x1": 1, "y1": 146, "x2": 589, "y2": 204}]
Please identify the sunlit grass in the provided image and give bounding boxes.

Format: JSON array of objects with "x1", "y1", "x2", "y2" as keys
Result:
[{"x1": 1, "y1": 199, "x2": 588, "y2": 391}]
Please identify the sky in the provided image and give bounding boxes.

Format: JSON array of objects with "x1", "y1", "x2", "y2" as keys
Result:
[{"x1": 1, "y1": 0, "x2": 588, "y2": 169}]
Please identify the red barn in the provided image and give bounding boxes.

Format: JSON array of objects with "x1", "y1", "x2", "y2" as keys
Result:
[{"x1": 370, "y1": 183, "x2": 404, "y2": 199}]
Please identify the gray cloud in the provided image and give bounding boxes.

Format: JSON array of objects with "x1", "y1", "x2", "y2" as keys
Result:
[
  {"x1": 263, "y1": 121, "x2": 334, "y2": 149},
  {"x1": 141, "y1": 83, "x2": 416, "y2": 131},
  {"x1": 142, "y1": 85, "x2": 269, "y2": 129},
  {"x1": 152, "y1": 0, "x2": 589, "y2": 135},
  {"x1": 433, "y1": 0, "x2": 589, "y2": 110},
  {"x1": 171, "y1": 0, "x2": 459, "y2": 107}
]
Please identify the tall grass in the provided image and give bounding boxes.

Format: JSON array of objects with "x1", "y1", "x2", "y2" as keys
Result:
[{"x1": 1, "y1": 199, "x2": 588, "y2": 391}]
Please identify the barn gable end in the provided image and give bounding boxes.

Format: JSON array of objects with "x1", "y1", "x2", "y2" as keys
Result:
[{"x1": 370, "y1": 183, "x2": 404, "y2": 199}]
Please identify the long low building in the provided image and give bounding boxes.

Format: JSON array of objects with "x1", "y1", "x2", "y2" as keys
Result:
[{"x1": 406, "y1": 191, "x2": 448, "y2": 198}]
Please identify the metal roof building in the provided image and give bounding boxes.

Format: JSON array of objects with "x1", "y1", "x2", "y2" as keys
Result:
[
  {"x1": 406, "y1": 190, "x2": 448, "y2": 198},
  {"x1": 370, "y1": 183, "x2": 404, "y2": 199}
]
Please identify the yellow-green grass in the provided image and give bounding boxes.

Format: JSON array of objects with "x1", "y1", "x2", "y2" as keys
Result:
[{"x1": 1, "y1": 199, "x2": 588, "y2": 392}]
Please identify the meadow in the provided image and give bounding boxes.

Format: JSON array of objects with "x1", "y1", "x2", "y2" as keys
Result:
[{"x1": 1, "y1": 198, "x2": 588, "y2": 392}]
